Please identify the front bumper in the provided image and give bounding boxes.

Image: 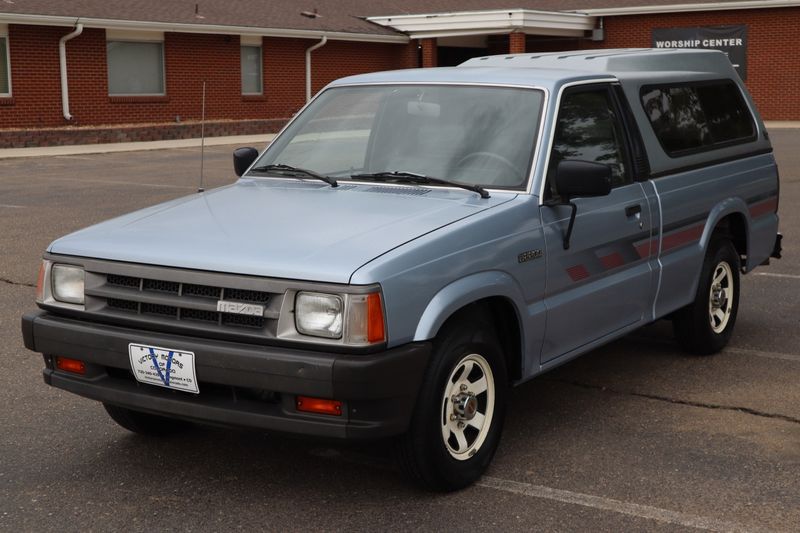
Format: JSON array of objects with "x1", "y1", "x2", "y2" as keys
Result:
[{"x1": 22, "y1": 310, "x2": 431, "y2": 439}]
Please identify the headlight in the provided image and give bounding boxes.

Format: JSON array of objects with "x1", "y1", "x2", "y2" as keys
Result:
[
  {"x1": 51, "y1": 264, "x2": 85, "y2": 304},
  {"x1": 295, "y1": 292, "x2": 343, "y2": 339},
  {"x1": 283, "y1": 288, "x2": 386, "y2": 346}
]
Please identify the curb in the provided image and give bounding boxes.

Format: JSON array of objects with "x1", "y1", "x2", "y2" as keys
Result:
[{"x1": 0, "y1": 134, "x2": 275, "y2": 160}]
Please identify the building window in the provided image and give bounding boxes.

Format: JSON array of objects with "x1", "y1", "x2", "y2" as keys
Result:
[
  {"x1": 107, "y1": 32, "x2": 165, "y2": 96},
  {"x1": 241, "y1": 44, "x2": 262, "y2": 95},
  {"x1": 0, "y1": 34, "x2": 10, "y2": 96}
]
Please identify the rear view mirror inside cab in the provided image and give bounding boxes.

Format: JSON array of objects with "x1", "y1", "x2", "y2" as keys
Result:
[{"x1": 407, "y1": 101, "x2": 441, "y2": 118}]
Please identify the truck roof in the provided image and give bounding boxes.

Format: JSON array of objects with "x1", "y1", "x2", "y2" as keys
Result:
[
  {"x1": 330, "y1": 48, "x2": 738, "y2": 89},
  {"x1": 461, "y1": 48, "x2": 735, "y2": 76}
]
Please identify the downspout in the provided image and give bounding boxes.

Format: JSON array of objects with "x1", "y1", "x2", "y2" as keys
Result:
[
  {"x1": 59, "y1": 22, "x2": 83, "y2": 121},
  {"x1": 305, "y1": 35, "x2": 327, "y2": 102}
]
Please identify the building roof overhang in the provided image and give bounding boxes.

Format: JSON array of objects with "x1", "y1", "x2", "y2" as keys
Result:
[
  {"x1": 577, "y1": 0, "x2": 800, "y2": 16},
  {"x1": 367, "y1": 9, "x2": 595, "y2": 39},
  {"x1": 0, "y1": 12, "x2": 410, "y2": 43},
  {"x1": 3, "y1": 1, "x2": 800, "y2": 43}
]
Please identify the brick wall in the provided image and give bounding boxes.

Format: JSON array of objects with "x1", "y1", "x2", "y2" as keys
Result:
[
  {"x1": 523, "y1": 8, "x2": 800, "y2": 120},
  {"x1": 0, "y1": 25, "x2": 418, "y2": 131},
  {"x1": 2, "y1": 5, "x2": 798, "y2": 141},
  {"x1": 596, "y1": 8, "x2": 800, "y2": 121},
  {"x1": 509, "y1": 32, "x2": 526, "y2": 54},
  {"x1": 421, "y1": 39, "x2": 437, "y2": 68}
]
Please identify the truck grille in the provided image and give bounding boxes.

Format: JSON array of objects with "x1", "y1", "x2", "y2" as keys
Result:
[{"x1": 83, "y1": 266, "x2": 285, "y2": 340}]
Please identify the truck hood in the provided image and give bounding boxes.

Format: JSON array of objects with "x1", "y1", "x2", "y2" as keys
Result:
[{"x1": 49, "y1": 178, "x2": 515, "y2": 283}]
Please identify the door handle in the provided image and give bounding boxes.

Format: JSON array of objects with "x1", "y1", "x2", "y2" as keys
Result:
[
  {"x1": 626, "y1": 204, "x2": 644, "y2": 229},
  {"x1": 625, "y1": 204, "x2": 642, "y2": 217}
]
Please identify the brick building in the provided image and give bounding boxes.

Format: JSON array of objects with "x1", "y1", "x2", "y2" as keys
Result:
[{"x1": 1, "y1": 0, "x2": 798, "y2": 147}]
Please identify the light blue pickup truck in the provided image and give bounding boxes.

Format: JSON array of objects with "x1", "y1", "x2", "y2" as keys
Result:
[{"x1": 23, "y1": 49, "x2": 781, "y2": 490}]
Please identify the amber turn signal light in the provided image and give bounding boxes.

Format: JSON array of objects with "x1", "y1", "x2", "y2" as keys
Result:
[
  {"x1": 55, "y1": 356, "x2": 86, "y2": 375},
  {"x1": 35, "y1": 261, "x2": 46, "y2": 302},
  {"x1": 296, "y1": 396, "x2": 342, "y2": 416},
  {"x1": 367, "y1": 292, "x2": 385, "y2": 344}
]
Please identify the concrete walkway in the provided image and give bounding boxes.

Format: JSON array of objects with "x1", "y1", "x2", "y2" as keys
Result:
[
  {"x1": 764, "y1": 121, "x2": 800, "y2": 129},
  {"x1": 0, "y1": 121, "x2": 797, "y2": 160},
  {"x1": 0, "y1": 133, "x2": 275, "y2": 159}
]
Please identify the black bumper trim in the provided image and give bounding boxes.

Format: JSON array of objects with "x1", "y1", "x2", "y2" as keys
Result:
[
  {"x1": 772, "y1": 232, "x2": 783, "y2": 259},
  {"x1": 22, "y1": 311, "x2": 431, "y2": 439}
]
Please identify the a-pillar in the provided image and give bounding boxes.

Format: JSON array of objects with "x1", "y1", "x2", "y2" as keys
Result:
[
  {"x1": 421, "y1": 38, "x2": 437, "y2": 67},
  {"x1": 509, "y1": 31, "x2": 527, "y2": 54}
]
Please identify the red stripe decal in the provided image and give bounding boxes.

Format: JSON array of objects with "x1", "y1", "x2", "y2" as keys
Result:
[
  {"x1": 749, "y1": 197, "x2": 778, "y2": 219},
  {"x1": 599, "y1": 252, "x2": 625, "y2": 270},
  {"x1": 661, "y1": 224, "x2": 704, "y2": 252},
  {"x1": 566, "y1": 264, "x2": 590, "y2": 282},
  {"x1": 635, "y1": 240, "x2": 655, "y2": 259}
]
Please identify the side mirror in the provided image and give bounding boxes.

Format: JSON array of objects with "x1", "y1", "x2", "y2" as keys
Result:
[
  {"x1": 550, "y1": 160, "x2": 613, "y2": 251},
  {"x1": 555, "y1": 160, "x2": 612, "y2": 201},
  {"x1": 233, "y1": 147, "x2": 259, "y2": 177}
]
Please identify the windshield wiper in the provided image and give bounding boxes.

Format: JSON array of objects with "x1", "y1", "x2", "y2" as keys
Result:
[
  {"x1": 248, "y1": 163, "x2": 338, "y2": 188},
  {"x1": 350, "y1": 171, "x2": 489, "y2": 199}
]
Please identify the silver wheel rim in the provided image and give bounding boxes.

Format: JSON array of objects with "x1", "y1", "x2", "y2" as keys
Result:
[
  {"x1": 708, "y1": 260, "x2": 734, "y2": 334},
  {"x1": 440, "y1": 353, "x2": 495, "y2": 461}
]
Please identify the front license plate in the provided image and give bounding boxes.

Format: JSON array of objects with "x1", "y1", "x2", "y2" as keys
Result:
[{"x1": 128, "y1": 343, "x2": 199, "y2": 394}]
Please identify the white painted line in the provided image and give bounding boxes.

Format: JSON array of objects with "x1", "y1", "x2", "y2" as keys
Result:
[
  {"x1": 315, "y1": 447, "x2": 762, "y2": 531},
  {"x1": 0, "y1": 204, "x2": 25, "y2": 208},
  {"x1": 478, "y1": 476, "x2": 757, "y2": 532},
  {"x1": 56, "y1": 177, "x2": 197, "y2": 190},
  {"x1": 726, "y1": 347, "x2": 800, "y2": 363},
  {"x1": 754, "y1": 272, "x2": 800, "y2": 280}
]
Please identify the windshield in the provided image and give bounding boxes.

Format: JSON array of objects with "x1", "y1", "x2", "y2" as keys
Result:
[{"x1": 249, "y1": 84, "x2": 544, "y2": 190}]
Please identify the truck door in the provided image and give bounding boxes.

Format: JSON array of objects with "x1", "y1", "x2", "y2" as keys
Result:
[{"x1": 540, "y1": 83, "x2": 654, "y2": 364}]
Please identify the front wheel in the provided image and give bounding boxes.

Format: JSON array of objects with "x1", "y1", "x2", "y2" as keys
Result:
[
  {"x1": 673, "y1": 237, "x2": 741, "y2": 354},
  {"x1": 397, "y1": 315, "x2": 507, "y2": 491}
]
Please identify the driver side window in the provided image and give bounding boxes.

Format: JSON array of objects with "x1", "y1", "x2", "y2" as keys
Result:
[{"x1": 547, "y1": 87, "x2": 631, "y2": 200}]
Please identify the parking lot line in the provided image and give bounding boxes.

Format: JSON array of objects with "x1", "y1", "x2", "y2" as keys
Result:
[
  {"x1": 754, "y1": 272, "x2": 800, "y2": 280},
  {"x1": 478, "y1": 476, "x2": 756, "y2": 532},
  {"x1": 727, "y1": 347, "x2": 800, "y2": 363},
  {"x1": 312, "y1": 446, "x2": 761, "y2": 531}
]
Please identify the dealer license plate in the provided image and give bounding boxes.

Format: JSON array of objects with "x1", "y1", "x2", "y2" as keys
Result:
[{"x1": 128, "y1": 343, "x2": 199, "y2": 394}]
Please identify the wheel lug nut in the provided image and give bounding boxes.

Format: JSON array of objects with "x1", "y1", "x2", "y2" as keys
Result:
[
  {"x1": 460, "y1": 384, "x2": 468, "y2": 391},
  {"x1": 457, "y1": 421, "x2": 465, "y2": 429},
  {"x1": 450, "y1": 414, "x2": 458, "y2": 421}
]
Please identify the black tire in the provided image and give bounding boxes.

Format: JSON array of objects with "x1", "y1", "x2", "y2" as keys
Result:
[
  {"x1": 103, "y1": 403, "x2": 189, "y2": 436},
  {"x1": 673, "y1": 237, "x2": 741, "y2": 355},
  {"x1": 397, "y1": 311, "x2": 508, "y2": 491}
]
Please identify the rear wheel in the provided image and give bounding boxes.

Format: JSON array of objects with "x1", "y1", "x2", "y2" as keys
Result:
[
  {"x1": 673, "y1": 237, "x2": 740, "y2": 354},
  {"x1": 397, "y1": 314, "x2": 507, "y2": 491},
  {"x1": 103, "y1": 403, "x2": 189, "y2": 436}
]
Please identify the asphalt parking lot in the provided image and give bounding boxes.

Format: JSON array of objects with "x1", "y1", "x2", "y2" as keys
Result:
[{"x1": 1, "y1": 132, "x2": 798, "y2": 532}]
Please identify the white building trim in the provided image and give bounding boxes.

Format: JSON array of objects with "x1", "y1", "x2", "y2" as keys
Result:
[{"x1": 367, "y1": 9, "x2": 595, "y2": 39}]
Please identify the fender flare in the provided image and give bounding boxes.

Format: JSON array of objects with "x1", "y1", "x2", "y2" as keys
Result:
[
  {"x1": 680, "y1": 198, "x2": 750, "y2": 300},
  {"x1": 700, "y1": 197, "x2": 750, "y2": 256},
  {"x1": 413, "y1": 270, "x2": 527, "y2": 342}
]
